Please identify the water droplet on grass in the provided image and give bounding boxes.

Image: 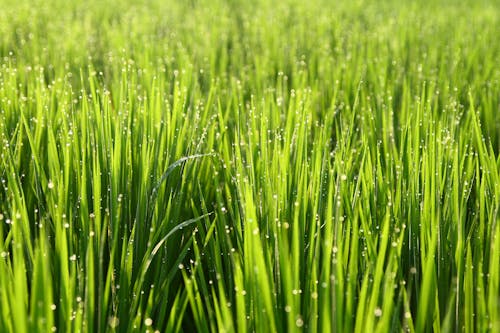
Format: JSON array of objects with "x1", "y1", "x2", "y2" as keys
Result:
[{"x1": 108, "y1": 316, "x2": 119, "y2": 328}]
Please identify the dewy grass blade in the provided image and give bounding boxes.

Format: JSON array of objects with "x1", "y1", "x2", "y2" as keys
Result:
[{"x1": 150, "y1": 154, "x2": 214, "y2": 200}]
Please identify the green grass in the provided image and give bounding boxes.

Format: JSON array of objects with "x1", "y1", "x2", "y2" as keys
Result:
[{"x1": 0, "y1": 0, "x2": 499, "y2": 332}]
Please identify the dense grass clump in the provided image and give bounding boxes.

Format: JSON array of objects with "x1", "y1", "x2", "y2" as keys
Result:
[{"x1": 0, "y1": 0, "x2": 499, "y2": 332}]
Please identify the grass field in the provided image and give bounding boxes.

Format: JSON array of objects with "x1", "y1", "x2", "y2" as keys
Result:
[{"x1": 0, "y1": 0, "x2": 499, "y2": 332}]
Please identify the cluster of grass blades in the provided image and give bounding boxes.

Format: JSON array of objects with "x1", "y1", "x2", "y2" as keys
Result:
[{"x1": 0, "y1": 0, "x2": 499, "y2": 332}]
